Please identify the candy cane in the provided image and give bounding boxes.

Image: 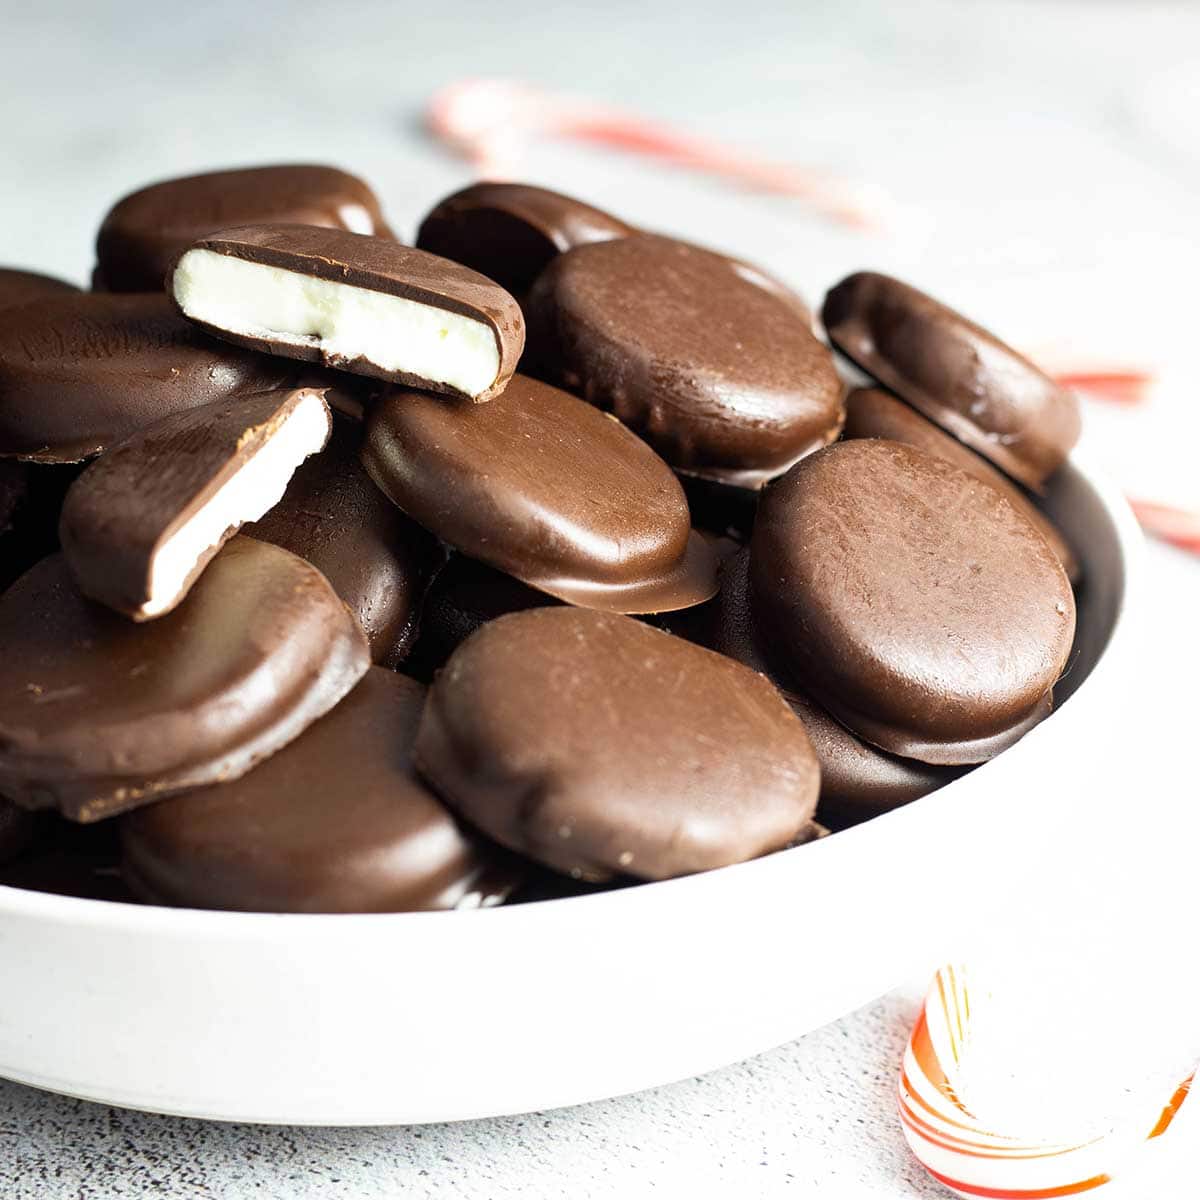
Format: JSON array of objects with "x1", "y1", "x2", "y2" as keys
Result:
[
  {"x1": 899, "y1": 965, "x2": 1195, "y2": 1198},
  {"x1": 426, "y1": 78, "x2": 880, "y2": 231},
  {"x1": 1050, "y1": 370, "x2": 1155, "y2": 406},
  {"x1": 1126, "y1": 499, "x2": 1200, "y2": 555}
]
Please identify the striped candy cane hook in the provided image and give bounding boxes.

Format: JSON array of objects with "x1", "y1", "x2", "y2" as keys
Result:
[{"x1": 899, "y1": 965, "x2": 1195, "y2": 1198}]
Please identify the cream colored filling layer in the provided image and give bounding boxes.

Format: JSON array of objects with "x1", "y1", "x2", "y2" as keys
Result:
[
  {"x1": 142, "y1": 392, "x2": 331, "y2": 618},
  {"x1": 173, "y1": 249, "x2": 500, "y2": 397}
]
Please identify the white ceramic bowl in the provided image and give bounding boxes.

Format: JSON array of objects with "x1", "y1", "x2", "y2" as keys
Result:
[{"x1": 0, "y1": 452, "x2": 1140, "y2": 1125}]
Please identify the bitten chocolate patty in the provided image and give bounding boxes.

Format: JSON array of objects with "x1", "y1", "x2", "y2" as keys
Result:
[
  {"x1": 120, "y1": 669, "x2": 516, "y2": 914},
  {"x1": 526, "y1": 233, "x2": 842, "y2": 487},
  {"x1": 415, "y1": 608, "x2": 820, "y2": 882},
  {"x1": 0, "y1": 293, "x2": 297, "y2": 462},
  {"x1": 362, "y1": 374, "x2": 717, "y2": 613},
  {"x1": 822, "y1": 272, "x2": 1080, "y2": 490},
  {"x1": 0, "y1": 537, "x2": 369, "y2": 822},
  {"x1": 749, "y1": 440, "x2": 1075, "y2": 765},
  {"x1": 96, "y1": 164, "x2": 394, "y2": 293}
]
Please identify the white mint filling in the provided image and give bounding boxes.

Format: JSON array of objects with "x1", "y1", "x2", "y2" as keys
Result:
[
  {"x1": 173, "y1": 248, "x2": 501, "y2": 398},
  {"x1": 141, "y1": 392, "x2": 331, "y2": 618}
]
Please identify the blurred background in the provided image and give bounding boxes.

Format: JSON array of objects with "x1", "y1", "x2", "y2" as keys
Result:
[{"x1": 1, "y1": 1, "x2": 1197, "y2": 1196}]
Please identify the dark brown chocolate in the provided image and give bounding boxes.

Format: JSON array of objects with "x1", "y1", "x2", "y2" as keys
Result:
[
  {"x1": 706, "y1": 550, "x2": 962, "y2": 823},
  {"x1": 120, "y1": 668, "x2": 517, "y2": 913},
  {"x1": 170, "y1": 224, "x2": 525, "y2": 400},
  {"x1": 362, "y1": 374, "x2": 718, "y2": 613},
  {"x1": 415, "y1": 608, "x2": 819, "y2": 881},
  {"x1": 96, "y1": 164, "x2": 394, "y2": 293},
  {"x1": 0, "y1": 293, "x2": 297, "y2": 462},
  {"x1": 0, "y1": 797, "x2": 35, "y2": 862},
  {"x1": 416, "y1": 182, "x2": 633, "y2": 297},
  {"x1": 0, "y1": 461, "x2": 80, "y2": 592},
  {"x1": 843, "y1": 386, "x2": 1080, "y2": 582},
  {"x1": 60, "y1": 388, "x2": 332, "y2": 621},
  {"x1": 822, "y1": 272, "x2": 1080, "y2": 491},
  {"x1": 750, "y1": 440, "x2": 1075, "y2": 764},
  {"x1": 525, "y1": 233, "x2": 843, "y2": 487},
  {"x1": 245, "y1": 417, "x2": 441, "y2": 667},
  {"x1": 0, "y1": 817, "x2": 136, "y2": 902},
  {"x1": 0, "y1": 537, "x2": 369, "y2": 821},
  {"x1": 0, "y1": 267, "x2": 78, "y2": 311}
]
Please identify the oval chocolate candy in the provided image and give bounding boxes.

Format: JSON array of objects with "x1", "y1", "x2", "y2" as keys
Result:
[
  {"x1": 525, "y1": 233, "x2": 842, "y2": 488},
  {"x1": 361, "y1": 373, "x2": 718, "y2": 613},
  {"x1": 415, "y1": 608, "x2": 819, "y2": 882},
  {"x1": 60, "y1": 388, "x2": 332, "y2": 621},
  {"x1": 0, "y1": 537, "x2": 369, "y2": 822},
  {"x1": 416, "y1": 182, "x2": 633, "y2": 297},
  {"x1": 706, "y1": 550, "x2": 962, "y2": 824},
  {"x1": 169, "y1": 224, "x2": 525, "y2": 401},
  {"x1": 749, "y1": 440, "x2": 1076, "y2": 765},
  {"x1": 0, "y1": 267, "x2": 78, "y2": 312},
  {"x1": 96, "y1": 164, "x2": 394, "y2": 293},
  {"x1": 842, "y1": 386, "x2": 1079, "y2": 583},
  {"x1": 0, "y1": 293, "x2": 297, "y2": 462},
  {"x1": 120, "y1": 669, "x2": 517, "y2": 913},
  {"x1": 246, "y1": 416, "x2": 441, "y2": 667},
  {"x1": 821, "y1": 272, "x2": 1081, "y2": 491}
]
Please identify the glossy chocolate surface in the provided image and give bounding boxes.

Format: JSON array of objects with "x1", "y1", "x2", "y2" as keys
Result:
[
  {"x1": 120, "y1": 668, "x2": 514, "y2": 913},
  {"x1": 171, "y1": 224, "x2": 525, "y2": 399},
  {"x1": 60, "y1": 388, "x2": 331, "y2": 620},
  {"x1": 96, "y1": 164, "x2": 394, "y2": 293},
  {"x1": 416, "y1": 182, "x2": 633, "y2": 297},
  {"x1": 0, "y1": 267, "x2": 78, "y2": 311},
  {"x1": 708, "y1": 551, "x2": 962, "y2": 822},
  {"x1": 246, "y1": 417, "x2": 441, "y2": 667},
  {"x1": 0, "y1": 537, "x2": 369, "y2": 821},
  {"x1": 822, "y1": 272, "x2": 1080, "y2": 490},
  {"x1": 843, "y1": 386, "x2": 1079, "y2": 582},
  {"x1": 0, "y1": 293, "x2": 296, "y2": 462},
  {"x1": 750, "y1": 440, "x2": 1076, "y2": 764},
  {"x1": 526, "y1": 234, "x2": 843, "y2": 487},
  {"x1": 415, "y1": 608, "x2": 819, "y2": 881},
  {"x1": 362, "y1": 374, "x2": 718, "y2": 613}
]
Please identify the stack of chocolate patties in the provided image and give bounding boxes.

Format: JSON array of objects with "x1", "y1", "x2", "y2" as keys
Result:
[{"x1": 0, "y1": 167, "x2": 1080, "y2": 912}]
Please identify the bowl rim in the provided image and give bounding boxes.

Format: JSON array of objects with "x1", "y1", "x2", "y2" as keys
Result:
[{"x1": 0, "y1": 447, "x2": 1145, "y2": 935}]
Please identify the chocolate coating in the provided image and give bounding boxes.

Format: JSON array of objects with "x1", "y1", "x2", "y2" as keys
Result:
[
  {"x1": 171, "y1": 224, "x2": 525, "y2": 399},
  {"x1": 842, "y1": 387, "x2": 1079, "y2": 583},
  {"x1": 0, "y1": 817, "x2": 135, "y2": 902},
  {"x1": 415, "y1": 608, "x2": 819, "y2": 881},
  {"x1": 0, "y1": 293, "x2": 297, "y2": 462},
  {"x1": 822, "y1": 272, "x2": 1080, "y2": 490},
  {"x1": 526, "y1": 234, "x2": 843, "y2": 487},
  {"x1": 708, "y1": 551, "x2": 961, "y2": 823},
  {"x1": 416, "y1": 182, "x2": 633, "y2": 297},
  {"x1": 246, "y1": 418, "x2": 441, "y2": 666},
  {"x1": 362, "y1": 374, "x2": 718, "y2": 613},
  {"x1": 60, "y1": 388, "x2": 331, "y2": 620},
  {"x1": 750, "y1": 440, "x2": 1076, "y2": 765},
  {"x1": 96, "y1": 164, "x2": 394, "y2": 293},
  {"x1": 120, "y1": 669, "x2": 514, "y2": 913},
  {"x1": 0, "y1": 797, "x2": 35, "y2": 862},
  {"x1": 0, "y1": 537, "x2": 370, "y2": 821},
  {"x1": 0, "y1": 267, "x2": 78, "y2": 311},
  {"x1": 0, "y1": 461, "x2": 80, "y2": 592}
]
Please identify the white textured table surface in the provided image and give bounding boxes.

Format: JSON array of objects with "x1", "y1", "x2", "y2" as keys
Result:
[{"x1": 2, "y1": 1, "x2": 1199, "y2": 1195}]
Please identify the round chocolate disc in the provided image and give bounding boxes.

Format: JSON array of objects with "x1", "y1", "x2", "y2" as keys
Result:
[
  {"x1": 0, "y1": 537, "x2": 369, "y2": 822},
  {"x1": 707, "y1": 551, "x2": 961, "y2": 824},
  {"x1": 525, "y1": 233, "x2": 842, "y2": 488},
  {"x1": 416, "y1": 182, "x2": 633, "y2": 297},
  {"x1": 842, "y1": 386, "x2": 1079, "y2": 582},
  {"x1": 749, "y1": 440, "x2": 1076, "y2": 765},
  {"x1": 246, "y1": 418, "x2": 441, "y2": 666},
  {"x1": 0, "y1": 293, "x2": 297, "y2": 462},
  {"x1": 0, "y1": 267, "x2": 78, "y2": 312},
  {"x1": 822, "y1": 272, "x2": 1080, "y2": 491},
  {"x1": 96, "y1": 164, "x2": 395, "y2": 293},
  {"x1": 120, "y1": 668, "x2": 515, "y2": 913},
  {"x1": 362, "y1": 374, "x2": 718, "y2": 613},
  {"x1": 415, "y1": 607, "x2": 819, "y2": 882}
]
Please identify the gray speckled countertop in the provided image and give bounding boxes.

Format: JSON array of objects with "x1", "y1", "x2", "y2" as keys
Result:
[{"x1": 1, "y1": 1, "x2": 1198, "y2": 1194}]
